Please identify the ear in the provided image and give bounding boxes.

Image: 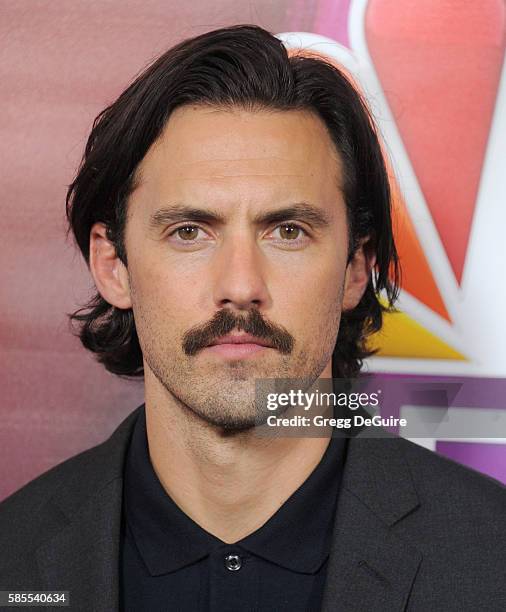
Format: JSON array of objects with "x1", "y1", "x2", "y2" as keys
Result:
[
  {"x1": 342, "y1": 236, "x2": 376, "y2": 311},
  {"x1": 89, "y1": 222, "x2": 132, "y2": 309}
]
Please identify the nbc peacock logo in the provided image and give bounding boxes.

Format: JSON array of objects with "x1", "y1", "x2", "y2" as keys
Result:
[{"x1": 278, "y1": 0, "x2": 506, "y2": 379}]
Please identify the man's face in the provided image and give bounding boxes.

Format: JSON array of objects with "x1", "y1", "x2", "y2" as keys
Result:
[{"x1": 122, "y1": 105, "x2": 357, "y2": 430}]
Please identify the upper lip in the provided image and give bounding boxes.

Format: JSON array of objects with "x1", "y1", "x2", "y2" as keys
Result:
[{"x1": 207, "y1": 333, "x2": 273, "y2": 348}]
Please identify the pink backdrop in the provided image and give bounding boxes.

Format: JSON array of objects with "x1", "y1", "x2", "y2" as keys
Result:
[{"x1": 0, "y1": 0, "x2": 305, "y2": 501}]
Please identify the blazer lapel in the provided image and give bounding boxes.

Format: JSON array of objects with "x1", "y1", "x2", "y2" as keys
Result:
[
  {"x1": 36, "y1": 478, "x2": 123, "y2": 611},
  {"x1": 35, "y1": 407, "x2": 141, "y2": 611},
  {"x1": 322, "y1": 434, "x2": 423, "y2": 612}
]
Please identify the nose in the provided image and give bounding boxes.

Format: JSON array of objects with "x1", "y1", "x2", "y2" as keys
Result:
[{"x1": 212, "y1": 232, "x2": 271, "y2": 311}]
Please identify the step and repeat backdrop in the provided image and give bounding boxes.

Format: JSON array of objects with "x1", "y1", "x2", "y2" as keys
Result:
[{"x1": 1, "y1": 0, "x2": 505, "y2": 499}]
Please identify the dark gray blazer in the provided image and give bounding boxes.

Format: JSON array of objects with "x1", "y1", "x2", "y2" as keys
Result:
[{"x1": 1, "y1": 406, "x2": 506, "y2": 611}]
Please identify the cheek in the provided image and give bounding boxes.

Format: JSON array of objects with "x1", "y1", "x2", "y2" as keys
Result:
[
  {"x1": 129, "y1": 258, "x2": 210, "y2": 351},
  {"x1": 285, "y1": 247, "x2": 344, "y2": 302},
  {"x1": 277, "y1": 260, "x2": 344, "y2": 342},
  {"x1": 302, "y1": 289, "x2": 341, "y2": 339},
  {"x1": 128, "y1": 265, "x2": 178, "y2": 335}
]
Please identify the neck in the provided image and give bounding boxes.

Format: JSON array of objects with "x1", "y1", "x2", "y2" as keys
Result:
[{"x1": 144, "y1": 383, "x2": 331, "y2": 543}]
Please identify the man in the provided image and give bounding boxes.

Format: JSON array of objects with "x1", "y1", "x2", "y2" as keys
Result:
[{"x1": 0, "y1": 24, "x2": 505, "y2": 612}]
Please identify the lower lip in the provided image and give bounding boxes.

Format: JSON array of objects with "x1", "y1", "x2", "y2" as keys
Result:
[{"x1": 204, "y1": 343, "x2": 271, "y2": 358}]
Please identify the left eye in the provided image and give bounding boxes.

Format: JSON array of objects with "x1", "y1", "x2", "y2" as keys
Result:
[{"x1": 272, "y1": 223, "x2": 307, "y2": 241}]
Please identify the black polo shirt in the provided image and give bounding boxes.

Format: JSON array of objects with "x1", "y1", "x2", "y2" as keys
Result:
[{"x1": 119, "y1": 406, "x2": 348, "y2": 611}]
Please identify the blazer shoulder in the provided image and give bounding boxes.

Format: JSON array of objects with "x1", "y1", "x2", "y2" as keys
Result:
[
  {"x1": 0, "y1": 406, "x2": 140, "y2": 562},
  {"x1": 396, "y1": 435, "x2": 506, "y2": 513},
  {"x1": 1, "y1": 438, "x2": 105, "y2": 518}
]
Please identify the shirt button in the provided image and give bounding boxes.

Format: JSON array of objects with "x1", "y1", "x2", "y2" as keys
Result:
[{"x1": 224, "y1": 553, "x2": 242, "y2": 571}]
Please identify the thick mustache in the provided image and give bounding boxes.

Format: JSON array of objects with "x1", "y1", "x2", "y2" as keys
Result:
[{"x1": 182, "y1": 307, "x2": 294, "y2": 356}]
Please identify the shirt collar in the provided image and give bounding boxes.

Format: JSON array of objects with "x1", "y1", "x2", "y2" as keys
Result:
[{"x1": 124, "y1": 405, "x2": 348, "y2": 576}]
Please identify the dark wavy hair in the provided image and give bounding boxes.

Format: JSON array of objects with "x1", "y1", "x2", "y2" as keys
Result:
[{"x1": 66, "y1": 24, "x2": 400, "y2": 379}]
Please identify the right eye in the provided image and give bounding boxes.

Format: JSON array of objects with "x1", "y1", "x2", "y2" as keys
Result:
[
  {"x1": 173, "y1": 225, "x2": 200, "y2": 240},
  {"x1": 167, "y1": 224, "x2": 211, "y2": 245}
]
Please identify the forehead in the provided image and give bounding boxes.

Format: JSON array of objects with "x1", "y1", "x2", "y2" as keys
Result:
[{"x1": 132, "y1": 105, "x2": 344, "y2": 212}]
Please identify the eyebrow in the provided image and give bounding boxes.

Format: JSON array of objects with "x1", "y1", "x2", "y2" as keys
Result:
[{"x1": 148, "y1": 202, "x2": 332, "y2": 230}]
